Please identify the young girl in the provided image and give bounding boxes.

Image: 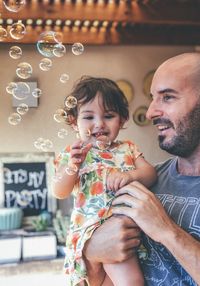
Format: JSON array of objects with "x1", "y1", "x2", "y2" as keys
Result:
[{"x1": 53, "y1": 76, "x2": 157, "y2": 286}]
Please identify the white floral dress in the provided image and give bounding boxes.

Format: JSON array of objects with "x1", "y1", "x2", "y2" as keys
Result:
[{"x1": 55, "y1": 140, "x2": 142, "y2": 286}]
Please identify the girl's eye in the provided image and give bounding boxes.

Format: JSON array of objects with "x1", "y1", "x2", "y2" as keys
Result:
[
  {"x1": 105, "y1": 114, "x2": 115, "y2": 119},
  {"x1": 83, "y1": 116, "x2": 93, "y2": 120}
]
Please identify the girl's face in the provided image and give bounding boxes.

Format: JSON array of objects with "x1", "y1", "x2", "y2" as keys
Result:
[{"x1": 75, "y1": 92, "x2": 124, "y2": 145}]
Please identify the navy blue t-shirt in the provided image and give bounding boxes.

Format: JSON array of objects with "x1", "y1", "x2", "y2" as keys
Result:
[{"x1": 141, "y1": 158, "x2": 200, "y2": 286}]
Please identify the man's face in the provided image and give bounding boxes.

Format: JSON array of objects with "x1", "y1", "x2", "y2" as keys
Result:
[{"x1": 146, "y1": 61, "x2": 200, "y2": 157}]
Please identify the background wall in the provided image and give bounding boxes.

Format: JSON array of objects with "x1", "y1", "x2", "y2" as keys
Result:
[{"x1": 0, "y1": 44, "x2": 194, "y2": 213}]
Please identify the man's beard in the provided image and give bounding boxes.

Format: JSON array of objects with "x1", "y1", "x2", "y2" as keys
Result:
[{"x1": 153, "y1": 102, "x2": 200, "y2": 157}]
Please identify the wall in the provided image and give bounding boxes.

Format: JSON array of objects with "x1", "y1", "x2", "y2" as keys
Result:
[{"x1": 0, "y1": 44, "x2": 194, "y2": 213}]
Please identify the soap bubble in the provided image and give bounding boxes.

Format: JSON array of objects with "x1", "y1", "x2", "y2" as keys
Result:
[
  {"x1": 37, "y1": 31, "x2": 63, "y2": 58},
  {"x1": 40, "y1": 139, "x2": 53, "y2": 152},
  {"x1": 57, "y1": 128, "x2": 68, "y2": 139},
  {"x1": 16, "y1": 62, "x2": 32, "y2": 79},
  {"x1": 12, "y1": 82, "x2": 30, "y2": 100},
  {"x1": 53, "y1": 43, "x2": 66, "y2": 57},
  {"x1": 16, "y1": 103, "x2": 28, "y2": 115},
  {"x1": 53, "y1": 108, "x2": 67, "y2": 123},
  {"x1": 8, "y1": 112, "x2": 21, "y2": 125},
  {"x1": 95, "y1": 135, "x2": 111, "y2": 150},
  {"x1": 9, "y1": 46, "x2": 22, "y2": 59},
  {"x1": 9, "y1": 21, "x2": 26, "y2": 40},
  {"x1": 32, "y1": 88, "x2": 42, "y2": 98},
  {"x1": 52, "y1": 173, "x2": 62, "y2": 183},
  {"x1": 86, "y1": 129, "x2": 91, "y2": 138},
  {"x1": 3, "y1": 0, "x2": 26, "y2": 12},
  {"x1": 0, "y1": 26, "x2": 8, "y2": 41},
  {"x1": 65, "y1": 164, "x2": 78, "y2": 176},
  {"x1": 34, "y1": 137, "x2": 45, "y2": 150},
  {"x1": 34, "y1": 137, "x2": 53, "y2": 151},
  {"x1": 6, "y1": 82, "x2": 17, "y2": 94},
  {"x1": 72, "y1": 42, "x2": 84, "y2": 55},
  {"x1": 39, "y1": 58, "x2": 52, "y2": 71},
  {"x1": 64, "y1": 96, "x2": 77, "y2": 109},
  {"x1": 60, "y1": 73, "x2": 69, "y2": 83}
]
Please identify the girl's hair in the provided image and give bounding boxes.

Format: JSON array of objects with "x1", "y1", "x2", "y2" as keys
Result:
[{"x1": 64, "y1": 76, "x2": 129, "y2": 125}]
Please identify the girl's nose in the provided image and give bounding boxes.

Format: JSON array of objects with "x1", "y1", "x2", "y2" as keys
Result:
[{"x1": 95, "y1": 118, "x2": 105, "y2": 128}]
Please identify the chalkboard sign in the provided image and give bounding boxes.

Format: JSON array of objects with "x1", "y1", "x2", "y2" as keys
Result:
[{"x1": 0, "y1": 153, "x2": 56, "y2": 221}]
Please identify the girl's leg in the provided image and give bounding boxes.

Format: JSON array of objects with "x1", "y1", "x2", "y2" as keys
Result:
[{"x1": 103, "y1": 255, "x2": 144, "y2": 286}]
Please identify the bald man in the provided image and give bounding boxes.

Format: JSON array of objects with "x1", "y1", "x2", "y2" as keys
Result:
[{"x1": 84, "y1": 53, "x2": 200, "y2": 286}]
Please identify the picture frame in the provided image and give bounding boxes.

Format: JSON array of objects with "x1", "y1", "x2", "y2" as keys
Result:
[
  {"x1": 132, "y1": 106, "x2": 151, "y2": 126},
  {"x1": 0, "y1": 152, "x2": 57, "y2": 224}
]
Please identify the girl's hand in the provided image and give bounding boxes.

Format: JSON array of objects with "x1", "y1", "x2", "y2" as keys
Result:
[
  {"x1": 106, "y1": 170, "x2": 132, "y2": 192},
  {"x1": 68, "y1": 140, "x2": 92, "y2": 169}
]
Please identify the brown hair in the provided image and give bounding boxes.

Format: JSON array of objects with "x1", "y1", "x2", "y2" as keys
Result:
[{"x1": 64, "y1": 76, "x2": 129, "y2": 125}]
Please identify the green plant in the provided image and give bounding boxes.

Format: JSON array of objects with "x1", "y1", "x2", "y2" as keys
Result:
[
  {"x1": 32, "y1": 216, "x2": 49, "y2": 231},
  {"x1": 53, "y1": 210, "x2": 70, "y2": 245}
]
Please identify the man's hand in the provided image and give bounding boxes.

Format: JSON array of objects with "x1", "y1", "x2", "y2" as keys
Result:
[
  {"x1": 112, "y1": 181, "x2": 175, "y2": 243},
  {"x1": 84, "y1": 215, "x2": 141, "y2": 264}
]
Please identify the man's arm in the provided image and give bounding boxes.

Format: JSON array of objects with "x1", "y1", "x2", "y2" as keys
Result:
[
  {"x1": 112, "y1": 181, "x2": 200, "y2": 285},
  {"x1": 83, "y1": 216, "x2": 141, "y2": 285}
]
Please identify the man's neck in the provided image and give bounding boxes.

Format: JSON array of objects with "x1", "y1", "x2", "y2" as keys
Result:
[{"x1": 177, "y1": 148, "x2": 200, "y2": 176}]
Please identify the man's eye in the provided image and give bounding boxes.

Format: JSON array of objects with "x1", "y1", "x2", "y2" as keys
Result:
[{"x1": 163, "y1": 95, "x2": 174, "y2": 101}]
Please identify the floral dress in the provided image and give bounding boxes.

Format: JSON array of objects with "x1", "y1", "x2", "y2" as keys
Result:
[{"x1": 55, "y1": 140, "x2": 142, "y2": 286}]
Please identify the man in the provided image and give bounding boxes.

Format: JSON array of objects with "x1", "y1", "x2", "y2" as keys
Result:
[{"x1": 84, "y1": 53, "x2": 200, "y2": 285}]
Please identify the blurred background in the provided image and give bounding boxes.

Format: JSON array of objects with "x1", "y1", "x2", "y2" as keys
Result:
[{"x1": 0, "y1": 0, "x2": 200, "y2": 285}]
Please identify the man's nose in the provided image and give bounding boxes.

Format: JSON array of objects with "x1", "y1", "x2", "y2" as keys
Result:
[{"x1": 146, "y1": 100, "x2": 163, "y2": 120}]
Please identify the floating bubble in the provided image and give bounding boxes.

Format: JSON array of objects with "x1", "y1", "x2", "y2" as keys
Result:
[
  {"x1": 3, "y1": 0, "x2": 26, "y2": 12},
  {"x1": 86, "y1": 129, "x2": 91, "y2": 138},
  {"x1": 64, "y1": 96, "x2": 77, "y2": 109},
  {"x1": 0, "y1": 26, "x2": 8, "y2": 41},
  {"x1": 9, "y1": 45, "x2": 22, "y2": 59},
  {"x1": 53, "y1": 43, "x2": 66, "y2": 57},
  {"x1": 9, "y1": 21, "x2": 26, "y2": 40},
  {"x1": 57, "y1": 128, "x2": 68, "y2": 139},
  {"x1": 8, "y1": 112, "x2": 21, "y2": 125},
  {"x1": 16, "y1": 62, "x2": 32, "y2": 79},
  {"x1": 6, "y1": 82, "x2": 17, "y2": 94},
  {"x1": 52, "y1": 173, "x2": 62, "y2": 183},
  {"x1": 37, "y1": 31, "x2": 62, "y2": 58},
  {"x1": 12, "y1": 82, "x2": 30, "y2": 100},
  {"x1": 60, "y1": 73, "x2": 69, "y2": 83},
  {"x1": 53, "y1": 108, "x2": 67, "y2": 123},
  {"x1": 39, "y1": 58, "x2": 52, "y2": 71},
  {"x1": 32, "y1": 88, "x2": 42, "y2": 98},
  {"x1": 40, "y1": 139, "x2": 53, "y2": 152},
  {"x1": 16, "y1": 103, "x2": 28, "y2": 115},
  {"x1": 95, "y1": 135, "x2": 111, "y2": 150},
  {"x1": 72, "y1": 42, "x2": 84, "y2": 56},
  {"x1": 34, "y1": 137, "x2": 45, "y2": 150},
  {"x1": 65, "y1": 164, "x2": 78, "y2": 176}
]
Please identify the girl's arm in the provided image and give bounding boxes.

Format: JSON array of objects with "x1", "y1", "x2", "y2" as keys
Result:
[
  {"x1": 129, "y1": 156, "x2": 157, "y2": 188},
  {"x1": 52, "y1": 141, "x2": 92, "y2": 199},
  {"x1": 52, "y1": 164, "x2": 79, "y2": 199},
  {"x1": 106, "y1": 156, "x2": 157, "y2": 192}
]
